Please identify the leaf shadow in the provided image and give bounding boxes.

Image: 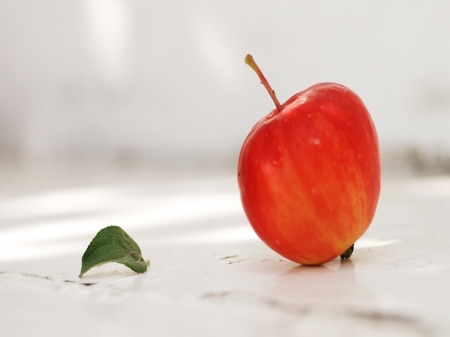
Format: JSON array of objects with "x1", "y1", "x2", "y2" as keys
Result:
[{"x1": 80, "y1": 262, "x2": 142, "y2": 280}]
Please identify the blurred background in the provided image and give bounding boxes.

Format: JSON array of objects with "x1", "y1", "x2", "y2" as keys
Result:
[{"x1": 1, "y1": 0, "x2": 450, "y2": 188}]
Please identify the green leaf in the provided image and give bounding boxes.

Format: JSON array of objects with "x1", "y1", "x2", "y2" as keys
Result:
[{"x1": 80, "y1": 226, "x2": 149, "y2": 278}]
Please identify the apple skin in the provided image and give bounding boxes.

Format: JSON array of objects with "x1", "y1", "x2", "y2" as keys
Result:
[{"x1": 238, "y1": 82, "x2": 380, "y2": 265}]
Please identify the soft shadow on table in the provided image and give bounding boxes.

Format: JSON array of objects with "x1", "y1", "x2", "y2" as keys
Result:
[
  {"x1": 269, "y1": 259, "x2": 376, "y2": 309},
  {"x1": 259, "y1": 256, "x2": 433, "y2": 337}
]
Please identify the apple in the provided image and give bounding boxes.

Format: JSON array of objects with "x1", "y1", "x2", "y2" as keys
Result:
[{"x1": 238, "y1": 55, "x2": 380, "y2": 265}]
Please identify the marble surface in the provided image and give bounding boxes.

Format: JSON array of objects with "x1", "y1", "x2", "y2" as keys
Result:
[{"x1": 1, "y1": 168, "x2": 450, "y2": 337}]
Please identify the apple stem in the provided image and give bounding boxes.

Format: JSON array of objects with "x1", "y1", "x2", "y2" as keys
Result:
[
  {"x1": 340, "y1": 244, "x2": 355, "y2": 259},
  {"x1": 245, "y1": 54, "x2": 282, "y2": 112}
]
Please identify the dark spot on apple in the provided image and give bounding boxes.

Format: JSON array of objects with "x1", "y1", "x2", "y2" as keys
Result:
[{"x1": 340, "y1": 244, "x2": 354, "y2": 259}]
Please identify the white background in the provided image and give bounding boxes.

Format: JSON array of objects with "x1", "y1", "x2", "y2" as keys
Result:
[{"x1": 1, "y1": 0, "x2": 450, "y2": 170}]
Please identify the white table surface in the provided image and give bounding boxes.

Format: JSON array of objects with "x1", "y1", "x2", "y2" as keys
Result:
[{"x1": 1, "y1": 164, "x2": 449, "y2": 337}]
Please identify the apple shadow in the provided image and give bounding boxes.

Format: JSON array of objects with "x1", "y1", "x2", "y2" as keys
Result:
[{"x1": 266, "y1": 258, "x2": 376, "y2": 310}]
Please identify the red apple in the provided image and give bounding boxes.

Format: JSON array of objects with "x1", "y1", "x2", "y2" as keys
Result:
[{"x1": 238, "y1": 55, "x2": 380, "y2": 265}]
